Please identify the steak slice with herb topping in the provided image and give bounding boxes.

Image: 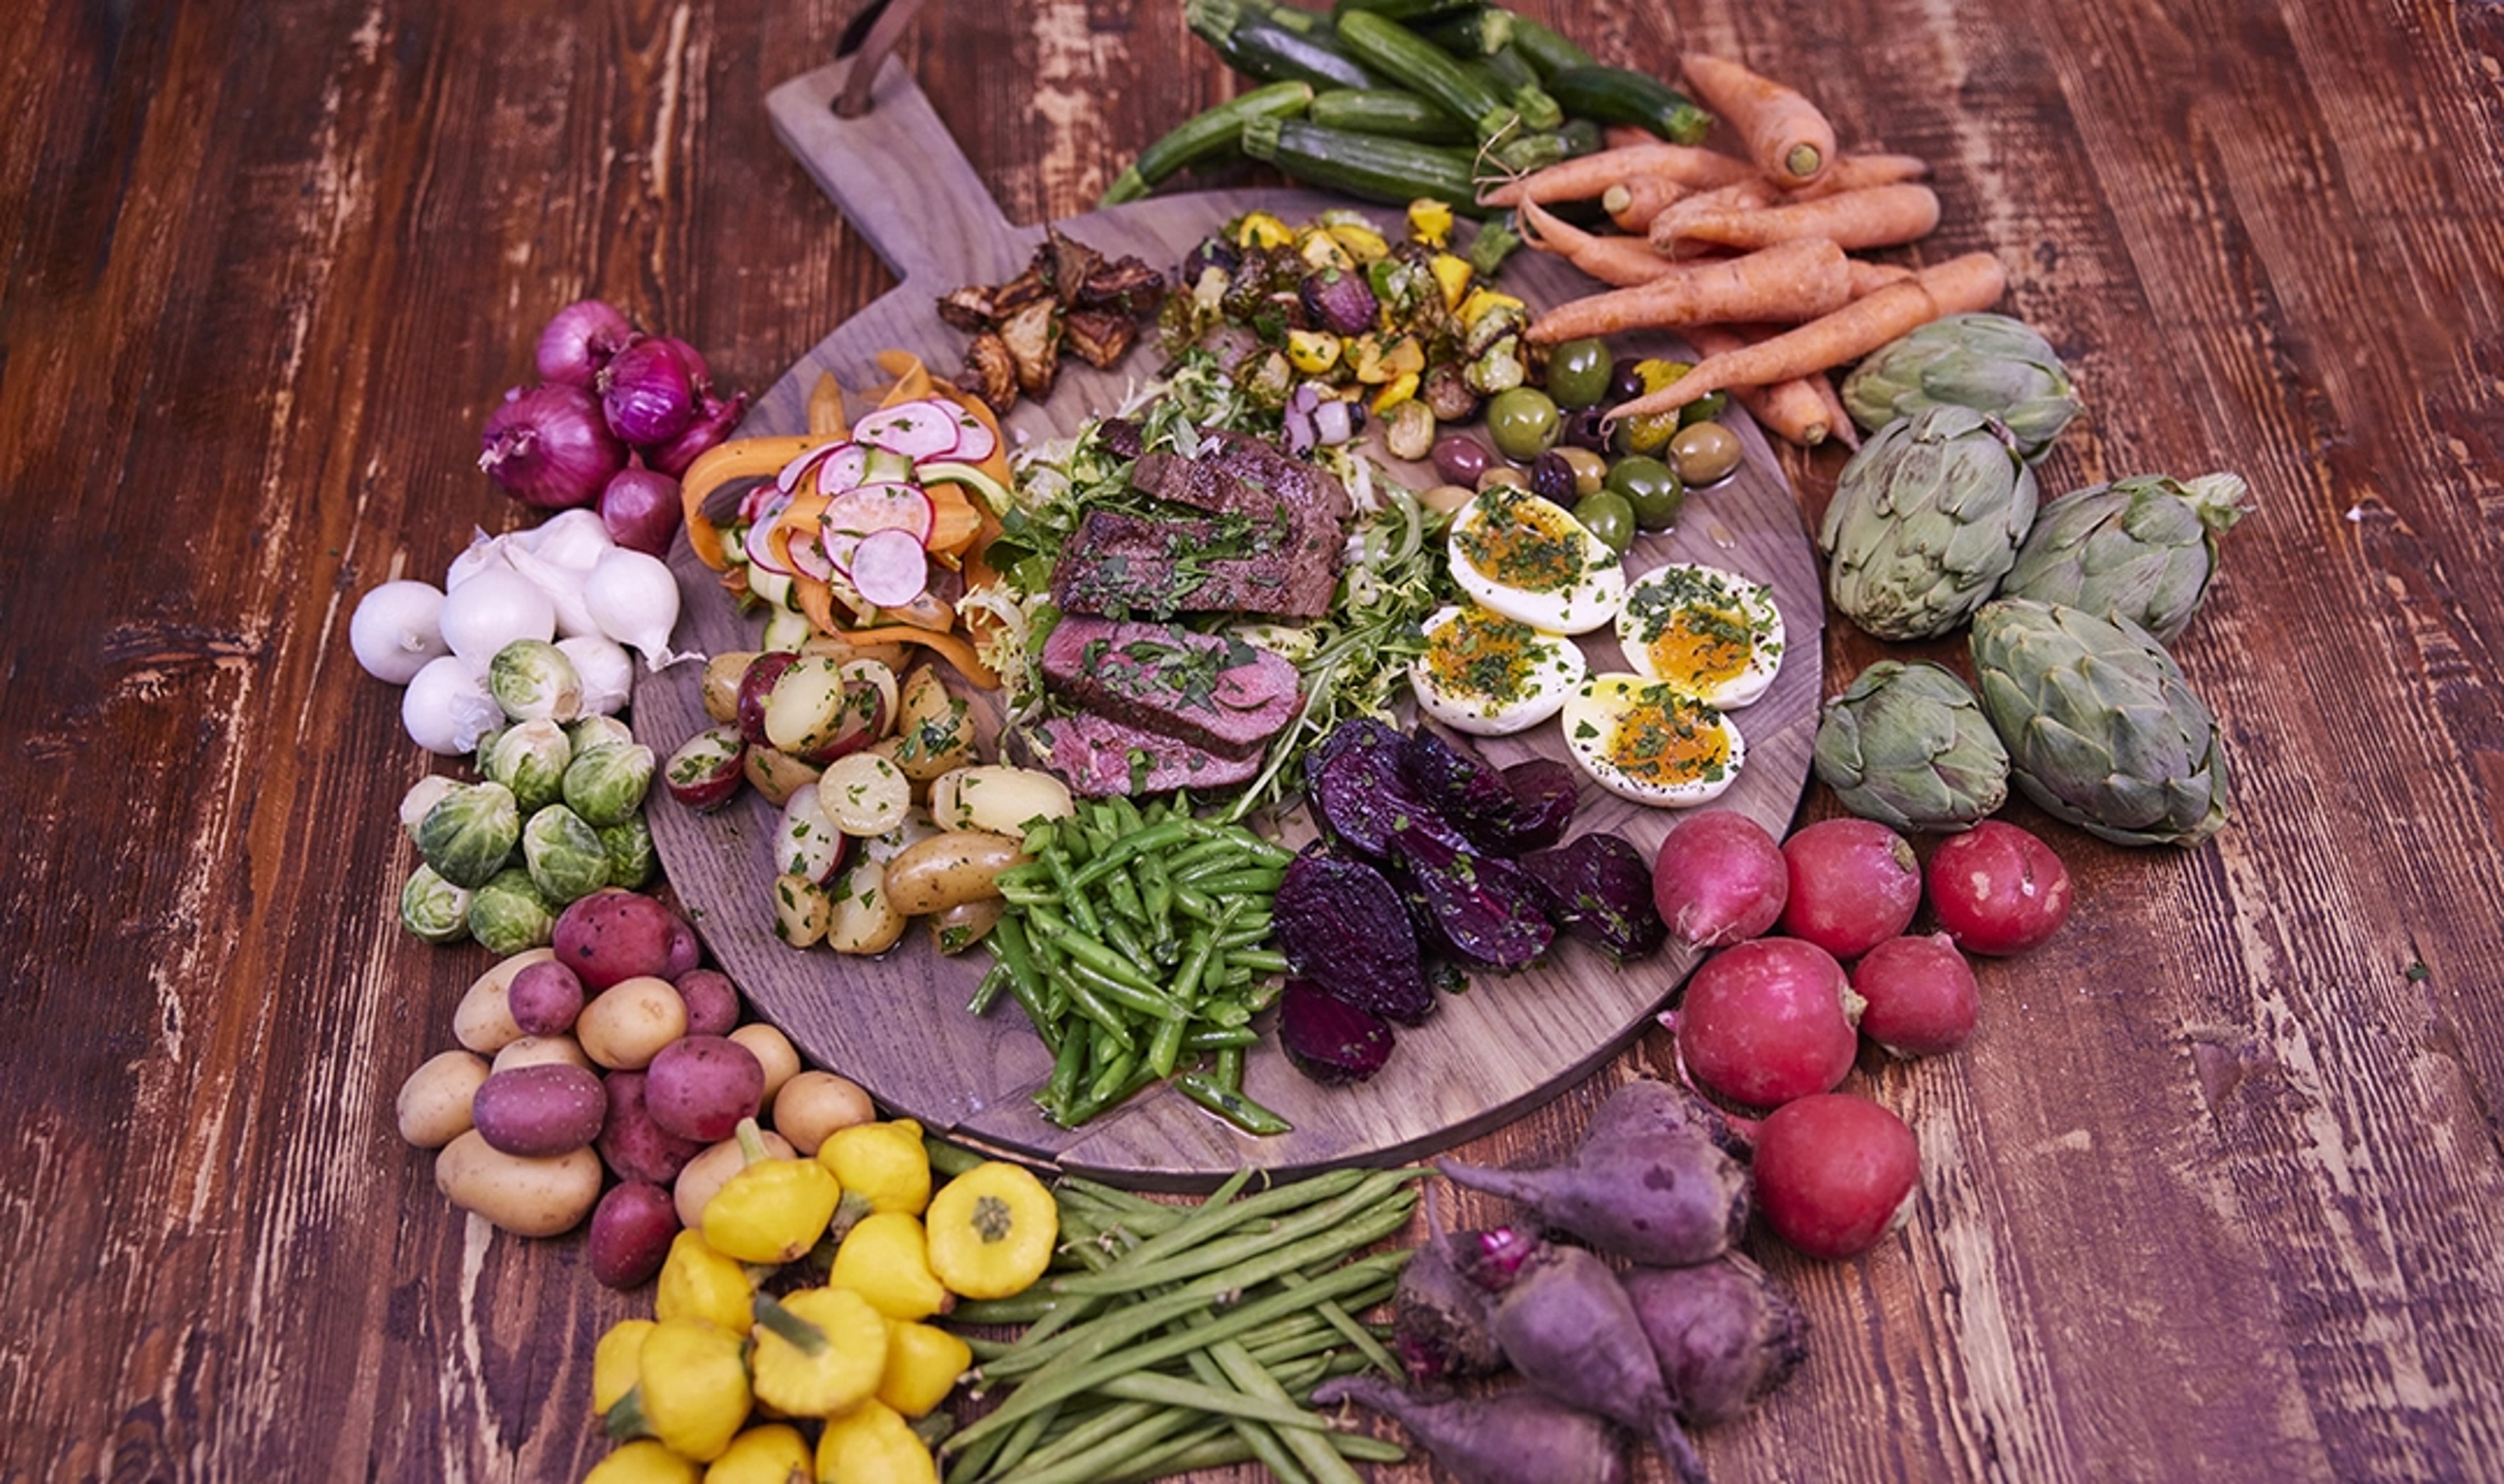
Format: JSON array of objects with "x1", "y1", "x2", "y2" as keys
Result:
[
  {"x1": 1034, "y1": 713, "x2": 1265, "y2": 797},
  {"x1": 1041, "y1": 616, "x2": 1299, "y2": 756}
]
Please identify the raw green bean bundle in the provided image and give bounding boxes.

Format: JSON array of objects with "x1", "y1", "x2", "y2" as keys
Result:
[{"x1": 983, "y1": 797, "x2": 1297, "y2": 1131}]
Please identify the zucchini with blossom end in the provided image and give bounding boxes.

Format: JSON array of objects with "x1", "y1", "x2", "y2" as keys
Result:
[
  {"x1": 1335, "y1": 8, "x2": 1542, "y2": 142},
  {"x1": 1100, "y1": 81, "x2": 1314, "y2": 206},
  {"x1": 1544, "y1": 63, "x2": 1716, "y2": 146}
]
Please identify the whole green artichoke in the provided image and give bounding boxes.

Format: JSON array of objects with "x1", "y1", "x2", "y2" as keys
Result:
[
  {"x1": 1819, "y1": 405, "x2": 2039, "y2": 642},
  {"x1": 1813, "y1": 660, "x2": 2010, "y2": 833},
  {"x1": 1969, "y1": 598, "x2": 2231, "y2": 848},
  {"x1": 1999, "y1": 472, "x2": 2251, "y2": 643},
  {"x1": 1841, "y1": 313, "x2": 2083, "y2": 460}
]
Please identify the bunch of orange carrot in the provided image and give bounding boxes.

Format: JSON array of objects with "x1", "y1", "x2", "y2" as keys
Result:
[{"x1": 1482, "y1": 52, "x2": 2008, "y2": 451}]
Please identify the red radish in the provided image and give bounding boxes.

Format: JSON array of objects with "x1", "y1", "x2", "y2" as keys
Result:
[
  {"x1": 852, "y1": 398, "x2": 965, "y2": 460},
  {"x1": 1652, "y1": 811, "x2": 1789, "y2": 947},
  {"x1": 1669, "y1": 937, "x2": 1861, "y2": 1110},
  {"x1": 777, "y1": 439, "x2": 837, "y2": 492},
  {"x1": 1853, "y1": 933, "x2": 1980, "y2": 1057},
  {"x1": 786, "y1": 528, "x2": 838, "y2": 582},
  {"x1": 1927, "y1": 819, "x2": 2073, "y2": 955},
  {"x1": 943, "y1": 404, "x2": 997, "y2": 462},
  {"x1": 822, "y1": 481, "x2": 937, "y2": 540},
  {"x1": 742, "y1": 492, "x2": 797, "y2": 574},
  {"x1": 1621, "y1": 1253, "x2": 1810, "y2": 1425},
  {"x1": 1313, "y1": 1375, "x2": 1628, "y2": 1484},
  {"x1": 812, "y1": 441, "x2": 870, "y2": 495},
  {"x1": 1779, "y1": 817, "x2": 1922, "y2": 959},
  {"x1": 1752, "y1": 1092, "x2": 1920, "y2": 1260},
  {"x1": 848, "y1": 528, "x2": 930, "y2": 608}
]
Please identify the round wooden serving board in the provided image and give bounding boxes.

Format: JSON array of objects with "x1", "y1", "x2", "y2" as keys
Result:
[{"x1": 640, "y1": 53, "x2": 1826, "y2": 1188}]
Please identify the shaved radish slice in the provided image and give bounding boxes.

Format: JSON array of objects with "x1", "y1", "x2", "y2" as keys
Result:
[
  {"x1": 820, "y1": 530, "x2": 861, "y2": 580},
  {"x1": 786, "y1": 528, "x2": 839, "y2": 582},
  {"x1": 849, "y1": 528, "x2": 930, "y2": 608},
  {"x1": 813, "y1": 441, "x2": 871, "y2": 496},
  {"x1": 822, "y1": 481, "x2": 935, "y2": 541},
  {"x1": 944, "y1": 406, "x2": 997, "y2": 462},
  {"x1": 776, "y1": 440, "x2": 840, "y2": 493},
  {"x1": 853, "y1": 399, "x2": 962, "y2": 462},
  {"x1": 738, "y1": 479, "x2": 784, "y2": 526},
  {"x1": 745, "y1": 492, "x2": 796, "y2": 574}
]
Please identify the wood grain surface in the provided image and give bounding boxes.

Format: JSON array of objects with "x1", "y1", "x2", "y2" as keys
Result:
[
  {"x1": 5, "y1": 1, "x2": 2504, "y2": 1481},
  {"x1": 644, "y1": 52, "x2": 1822, "y2": 1183}
]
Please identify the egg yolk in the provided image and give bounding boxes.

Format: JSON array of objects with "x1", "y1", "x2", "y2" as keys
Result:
[
  {"x1": 1428, "y1": 609, "x2": 1542, "y2": 703},
  {"x1": 1644, "y1": 608, "x2": 1753, "y2": 690},
  {"x1": 1456, "y1": 490, "x2": 1586, "y2": 593},
  {"x1": 1604, "y1": 686, "x2": 1730, "y2": 787}
]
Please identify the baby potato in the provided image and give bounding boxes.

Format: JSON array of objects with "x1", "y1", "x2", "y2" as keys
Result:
[
  {"x1": 818, "y1": 752, "x2": 913, "y2": 837},
  {"x1": 576, "y1": 975, "x2": 689, "y2": 1071},
  {"x1": 674, "y1": 1127, "x2": 797, "y2": 1230},
  {"x1": 741, "y1": 745, "x2": 824, "y2": 809},
  {"x1": 702, "y1": 650, "x2": 764, "y2": 724},
  {"x1": 435, "y1": 1130, "x2": 604, "y2": 1237},
  {"x1": 454, "y1": 947, "x2": 555, "y2": 1054},
  {"x1": 397, "y1": 1049, "x2": 490, "y2": 1149},
  {"x1": 824, "y1": 858, "x2": 909, "y2": 956},
  {"x1": 771, "y1": 1071, "x2": 876, "y2": 1155},
  {"x1": 929, "y1": 766, "x2": 1073, "y2": 838},
  {"x1": 773, "y1": 872, "x2": 833, "y2": 949},
  {"x1": 729, "y1": 1022, "x2": 801, "y2": 1103},
  {"x1": 883, "y1": 830, "x2": 1028, "y2": 916},
  {"x1": 492, "y1": 1034, "x2": 593, "y2": 1075},
  {"x1": 886, "y1": 667, "x2": 978, "y2": 782},
  {"x1": 799, "y1": 631, "x2": 912, "y2": 674}
]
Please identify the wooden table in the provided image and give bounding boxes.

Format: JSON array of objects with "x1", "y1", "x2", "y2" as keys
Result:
[{"x1": 7, "y1": 1, "x2": 2502, "y2": 1479}]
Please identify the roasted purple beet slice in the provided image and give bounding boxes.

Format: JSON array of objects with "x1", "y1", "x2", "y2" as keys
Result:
[
  {"x1": 1495, "y1": 758, "x2": 1581, "y2": 852},
  {"x1": 1522, "y1": 831, "x2": 1670, "y2": 962},
  {"x1": 1401, "y1": 726, "x2": 1536, "y2": 852},
  {"x1": 1390, "y1": 819, "x2": 1556, "y2": 971},
  {"x1": 1277, "y1": 979, "x2": 1396, "y2": 1084},
  {"x1": 1274, "y1": 848, "x2": 1437, "y2": 1024},
  {"x1": 1307, "y1": 717, "x2": 1446, "y2": 861}
]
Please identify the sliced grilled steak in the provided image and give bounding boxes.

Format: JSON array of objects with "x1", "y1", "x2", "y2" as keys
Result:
[
  {"x1": 1051, "y1": 506, "x2": 1335, "y2": 618},
  {"x1": 1132, "y1": 427, "x2": 1354, "y2": 526},
  {"x1": 1034, "y1": 713, "x2": 1265, "y2": 797},
  {"x1": 1041, "y1": 617, "x2": 1298, "y2": 756}
]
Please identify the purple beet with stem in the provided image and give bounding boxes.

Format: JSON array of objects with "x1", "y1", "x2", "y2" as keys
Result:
[
  {"x1": 1436, "y1": 1100, "x2": 1750, "y2": 1267},
  {"x1": 1474, "y1": 1243, "x2": 1710, "y2": 1484},
  {"x1": 1621, "y1": 1252, "x2": 1811, "y2": 1427},
  {"x1": 1313, "y1": 1374, "x2": 1629, "y2": 1484},
  {"x1": 1389, "y1": 1226, "x2": 1538, "y2": 1383}
]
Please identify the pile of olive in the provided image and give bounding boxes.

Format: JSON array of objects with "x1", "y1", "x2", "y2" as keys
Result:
[{"x1": 1422, "y1": 337, "x2": 1746, "y2": 555}]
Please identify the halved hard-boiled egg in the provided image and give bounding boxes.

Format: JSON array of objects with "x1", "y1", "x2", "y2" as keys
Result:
[
  {"x1": 1560, "y1": 673, "x2": 1746, "y2": 807},
  {"x1": 1615, "y1": 562, "x2": 1785, "y2": 709},
  {"x1": 1448, "y1": 486, "x2": 1626, "y2": 635},
  {"x1": 1409, "y1": 604, "x2": 1588, "y2": 736}
]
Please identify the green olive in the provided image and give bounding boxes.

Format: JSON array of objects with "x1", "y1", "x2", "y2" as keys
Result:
[
  {"x1": 1554, "y1": 445, "x2": 1610, "y2": 497},
  {"x1": 1476, "y1": 464, "x2": 1529, "y2": 493},
  {"x1": 1669, "y1": 421, "x2": 1744, "y2": 486},
  {"x1": 1544, "y1": 338, "x2": 1615, "y2": 409},
  {"x1": 1678, "y1": 390, "x2": 1731, "y2": 427},
  {"x1": 1605, "y1": 455, "x2": 1686, "y2": 531},
  {"x1": 1484, "y1": 387, "x2": 1562, "y2": 462},
  {"x1": 1571, "y1": 491, "x2": 1637, "y2": 555},
  {"x1": 1420, "y1": 482, "x2": 1478, "y2": 515}
]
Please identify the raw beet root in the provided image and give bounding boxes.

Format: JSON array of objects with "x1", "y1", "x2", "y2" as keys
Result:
[
  {"x1": 1478, "y1": 1243, "x2": 1708, "y2": 1484},
  {"x1": 1522, "y1": 832, "x2": 1669, "y2": 962},
  {"x1": 1752, "y1": 1092, "x2": 1922, "y2": 1260},
  {"x1": 1580, "y1": 1076, "x2": 1744, "y2": 1162},
  {"x1": 1621, "y1": 1253, "x2": 1810, "y2": 1425},
  {"x1": 1672, "y1": 937, "x2": 1862, "y2": 1111},
  {"x1": 1313, "y1": 1375, "x2": 1628, "y2": 1484},
  {"x1": 1498, "y1": 758, "x2": 1581, "y2": 852},
  {"x1": 1653, "y1": 810, "x2": 1789, "y2": 947},
  {"x1": 1853, "y1": 933, "x2": 1980, "y2": 1057},
  {"x1": 1926, "y1": 819, "x2": 2073, "y2": 955},
  {"x1": 1389, "y1": 1229, "x2": 1510, "y2": 1382},
  {"x1": 1403, "y1": 726, "x2": 1553, "y2": 852},
  {"x1": 1438, "y1": 1084, "x2": 1749, "y2": 1268},
  {"x1": 1277, "y1": 981, "x2": 1395, "y2": 1084},
  {"x1": 1306, "y1": 717, "x2": 1441, "y2": 860},
  {"x1": 1778, "y1": 818, "x2": 1922, "y2": 959},
  {"x1": 1273, "y1": 849, "x2": 1435, "y2": 1024},
  {"x1": 1393, "y1": 820, "x2": 1555, "y2": 971}
]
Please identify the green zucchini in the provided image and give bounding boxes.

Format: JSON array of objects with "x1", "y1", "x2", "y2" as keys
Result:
[
  {"x1": 1306, "y1": 86, "x2": 1473, "y2": 143},
  {"x1": 1456, "y1": 56, "x2": 1560, "y2": 129},
  {"x1": 1330, "y1": 0, "x2": 1485, "y2": 22},
  {"x1": 1410, "y1": 7, "x2": 1513, "y2": 57},
  {"x1": 1543, "y1": 64, "x2": 1714, "y2": 145},
  {"x1": 1189, "y1": 0, "x2": 1382, "y2": 89},
  {"x1": 1498, "y1": 11, "x2": 1595, "y2": 78},
  {"x1": 1100, "y1": 81, "x2": 1316, "y2": 206},
  {"x1": 1334, "y1": 8, "x2": 1534, "y2": 140},
  {"x1": 1239, "y1": 116, "x2": 1487, "y2": 215}
]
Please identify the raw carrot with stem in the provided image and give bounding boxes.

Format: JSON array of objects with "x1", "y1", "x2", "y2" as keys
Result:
[
  {"x1": 1651, "y1": 182, "x2": 1942, "y2": 257},
  {"x1": 1478, "y1": 141, "x2": 1755, "y2": 207},
  {"x1": 1680, "y1": 52, "x2": 1837, "y2": 188},
  {"x1": 1517, "y1": 198, "x2": 1682, "y2": 287},
  {"x1": 1686, "y1": 323, "x2": 1833, "y2": 449},
  {"x1": 1524, "y1": 238, "x2": 1854, "y2": 342},
  {"x1": 1603, "y1": 175, "x2": 1690, "y2": 231},
  {"x1": 1605, "y1": 251, "x2": 2009, "y2": 419}
]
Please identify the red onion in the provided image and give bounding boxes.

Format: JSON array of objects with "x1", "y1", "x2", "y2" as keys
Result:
[
  {"x1": 599, "y1": 337, "x2": 702, "y2": 446},
  {"x1": 479, "y1": 383, "x2": 629, "y2": 510},
  {"x1": 535, "y1": 299, "x2": 639, "y2": 388},
  {"x1": 599, "y1": 464, "x2": 685, "y2": 557},
  {"x1": 644, "y1": 389, "x2": 749, "y2": 477}
]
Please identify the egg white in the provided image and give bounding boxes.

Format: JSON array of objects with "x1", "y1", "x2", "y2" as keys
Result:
[
  {"x1": 1448, "y1": 486, "x2": 1626, "y2": 636},
  {"x1": 1615, "y1": 562, "x2": 1785, "y2": 709},
  {"x1": 1560, "y1": 673, "x2": 1746, "y2": 807},
  {"x1": 1408, "y1": 604, "x2": 1588, "y2": 736}
]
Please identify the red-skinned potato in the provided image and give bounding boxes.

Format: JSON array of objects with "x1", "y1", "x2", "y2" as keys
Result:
[
  {"x1": 736, "y1": 651, "x2": 803, "y2": 748},
  {"x1": 553, "y1": 889, "x2": 698, "y2": 992},
  {"x1": 673, "y1": 968, "x2": 741, "y2": 1037},
  {"x1": 663, "y1": 724, "x2": 748, "y2": 812},
  {"x1": 644, "y1": 1035, "x2": 766, "y2": 1143},
  {"x1": 702, "y1": 650, "x2": 763, "y2": 724},
  {"x1": 588, "y1": 1181, "x2": 682, "y2": 1289},
  {"x1": 471, "y1": 1062, "x2": 608, "y2": 1157},
  {"x1": 596, "y1": 1069, "x2": 706, "y2": 1185},
  {"x1": 507, "y1": 958, "x2": 587, "y2": 1037}
]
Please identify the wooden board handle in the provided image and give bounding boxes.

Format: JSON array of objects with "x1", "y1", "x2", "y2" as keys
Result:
[{"x1": 764, "y1": 52, "x2": 1023, "y2": 290}]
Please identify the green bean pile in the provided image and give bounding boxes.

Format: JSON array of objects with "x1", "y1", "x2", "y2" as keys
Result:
[
  {"x1": 976, "y1": 794, "x2": 1298, "y2": 1133},
  {"x1": 939, "y1": 1152, "x2": 1420, "y2": 1484}
]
